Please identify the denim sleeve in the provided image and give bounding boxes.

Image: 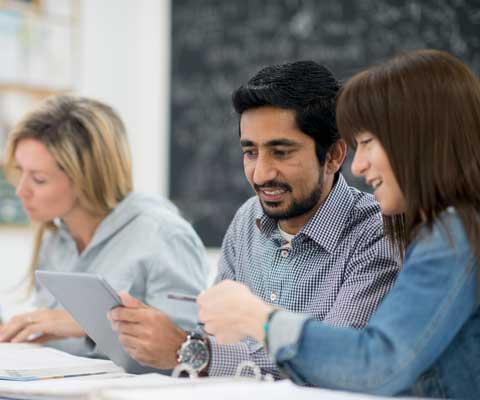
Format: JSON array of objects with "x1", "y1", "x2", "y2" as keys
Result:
[
  {"x1": 271, "y1": 215, "x2": 478, "y2": 395},
  {"x1": 268, "y1": 311, "x2": 310, "y2": 359}
]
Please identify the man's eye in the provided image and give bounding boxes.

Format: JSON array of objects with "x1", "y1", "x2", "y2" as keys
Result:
[
  {"x1": 242, "y1": 149, "x2": 257, "y2": 157},
  {"x1": 273, "y1": 150, "x2": 288, "y2": 157}
]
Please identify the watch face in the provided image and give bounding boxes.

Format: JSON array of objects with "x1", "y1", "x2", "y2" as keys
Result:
[{"x1": 179, "y1": 339, "x2": 209, "y2": 371}]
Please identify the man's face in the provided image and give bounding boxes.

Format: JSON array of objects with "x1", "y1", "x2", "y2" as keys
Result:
[{"x1": 240, "y1": 106, "x2": 325, "y2": 223}]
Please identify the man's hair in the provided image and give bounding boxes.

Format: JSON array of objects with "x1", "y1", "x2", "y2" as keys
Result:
[
  {"x1": 232, "y1": 61, "x2": 341, "y2": 168},
  {"x1": 338, "y1": 49, "x2": 480, "y2": 268}
]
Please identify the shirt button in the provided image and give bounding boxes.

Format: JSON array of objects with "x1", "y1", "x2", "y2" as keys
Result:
[
  {"x1": 270, "y1": 292, "x2": 277, "y2": 301},
  {"x1": 280, "y1": 249, "x2": 289, "y2": 258}
]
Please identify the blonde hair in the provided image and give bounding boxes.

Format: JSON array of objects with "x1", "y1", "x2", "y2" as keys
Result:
[{"x1": 4, "y1": 95, "x2": 133, "y2": 292}]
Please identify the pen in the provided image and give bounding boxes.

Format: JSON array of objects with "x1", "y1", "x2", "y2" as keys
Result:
[{"x1": 167, "y1": 293, "x2": 197, "y2": 303}]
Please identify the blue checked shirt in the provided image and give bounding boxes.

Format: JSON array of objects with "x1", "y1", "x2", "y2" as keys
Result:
[{"x1": 207, "y1": 175, "x2": 401, "y2": 378}]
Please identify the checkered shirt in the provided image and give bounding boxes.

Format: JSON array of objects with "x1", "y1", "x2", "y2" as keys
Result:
[{"x1": 207, "y1": 174, "x2": 401, "y2": 378}]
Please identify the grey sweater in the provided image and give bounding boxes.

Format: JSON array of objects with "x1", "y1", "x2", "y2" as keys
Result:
[{"x1": 34, "y1": 192, "x2": 209, "y2": 357}]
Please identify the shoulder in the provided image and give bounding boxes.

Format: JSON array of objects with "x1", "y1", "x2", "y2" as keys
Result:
[
  {"x1": 227, "y1": 195, "x2": 261, "y2": 231},
  {"x1": 235, "y1": 195, "x2": 262, "y2": 219},
  {"x1": 403, "y1": 209, "x2": 477, "y2": 289},
  {"x1": 349, "y1": 187, "x2": 383, "y2": 224},
  {"x1": 344, "y1": 187, "x2": 384, "y2": 241},
  {"x1": 117, "y1": 193, "x2": 199, "y2": 239},
  {"x1": 336, "y1": 188, "x2": 395, "y2": 266},
  {"x1": 411, "y1": 209, "x2": 471, "y2": 258},
  {"x1": 39, "y1": 225, "x2": 64, "y2": 253},
  {"x1": 218, "y1": 196, "x2": 261, "y2": 250}
]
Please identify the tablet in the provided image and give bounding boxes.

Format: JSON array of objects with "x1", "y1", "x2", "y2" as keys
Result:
[{"x1": 35, "y1": 270, "x2": 161, "y2": 374}]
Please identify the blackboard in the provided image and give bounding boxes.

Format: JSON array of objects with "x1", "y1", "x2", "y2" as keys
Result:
[{"x1": 170, "y1": 0, "x2": 480, "y2": 247}]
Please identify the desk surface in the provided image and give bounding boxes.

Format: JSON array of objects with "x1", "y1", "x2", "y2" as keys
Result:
[{"x1": 0, "y1": 374, "x2": 426, "y2": 400}]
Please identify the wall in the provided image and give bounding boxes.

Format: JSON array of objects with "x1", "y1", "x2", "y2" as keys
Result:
[
  {"x1": 77, "y1": 0, "x2": 170, "y2": 196},
  {"x1": 0, "y1": 226, "x2": 34, "y2": 320},
  {"x1": 0, "y1": 0, "x2": 180, "y2": 319}
]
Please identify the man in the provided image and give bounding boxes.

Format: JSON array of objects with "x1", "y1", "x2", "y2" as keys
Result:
[{"x1": 109, "y1": 61, "x2": 400, "y2": 378}]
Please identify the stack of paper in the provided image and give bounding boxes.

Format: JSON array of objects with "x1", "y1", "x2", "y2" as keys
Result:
[{"x1": 0, "y1": 343, "x2": 122, "y2": 381}]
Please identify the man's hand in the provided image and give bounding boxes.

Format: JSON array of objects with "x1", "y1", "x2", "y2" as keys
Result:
[
  {"x1": 0, "y1": 309, "x2": 85, "y2": 343},
  {"x1": 197, "y1": 280, "x2": 274, "y2": 344},
  {"x1": 109, "y1": 293, "x2": 187, "y2": 370}
]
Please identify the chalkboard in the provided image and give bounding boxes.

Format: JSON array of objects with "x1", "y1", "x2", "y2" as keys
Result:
[{"x1": 170, "y1": 0, "x2": 480, "y2": 247}]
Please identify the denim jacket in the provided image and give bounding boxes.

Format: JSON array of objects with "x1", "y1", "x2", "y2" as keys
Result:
[{"x1": 269, "y1": 209, "x2": 479, "y2": 398}]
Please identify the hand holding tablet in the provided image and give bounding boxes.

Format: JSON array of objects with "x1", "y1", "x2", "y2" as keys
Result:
[{"x1": 35, "y1": 271, "x2": 161, "y2": 374}]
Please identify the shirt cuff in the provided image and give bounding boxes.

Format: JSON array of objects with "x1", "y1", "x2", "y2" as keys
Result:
[
  {"x1": 207, "y1": 336, "x2": 263, "y2": 376},
  {"x1": 268, "y1": 311, "x2": 310, "y2": 363}
]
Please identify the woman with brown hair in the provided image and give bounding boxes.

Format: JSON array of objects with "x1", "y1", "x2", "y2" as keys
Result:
[
  {"x1": 0, "y1": 96, "x2": 209, "y2": 356},
  {"x1": 196, "y1": 50, "x2": 480, "y2": 398}
]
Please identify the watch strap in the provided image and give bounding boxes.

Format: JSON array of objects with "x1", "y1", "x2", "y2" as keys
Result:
[{"x1": 176, "y1": 324, "x2": 210, "y2": 376}]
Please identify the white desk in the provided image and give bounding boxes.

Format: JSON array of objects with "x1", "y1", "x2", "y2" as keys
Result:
[
  {"x1": 0, "y1": 374, "x2": 424, "y2": 400},
  {"x1": 95, "y1": 379, "x2": 426, "y2": 400}
]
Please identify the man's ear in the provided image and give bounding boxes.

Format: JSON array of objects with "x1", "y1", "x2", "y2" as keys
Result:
[{"x1": 325, "y1": 140, "x2": 347, "y2": 175}]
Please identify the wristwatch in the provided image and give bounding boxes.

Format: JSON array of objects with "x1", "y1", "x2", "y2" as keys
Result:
[{"x1": 177, "y1": 328, "x2": 210, "y2": 374}]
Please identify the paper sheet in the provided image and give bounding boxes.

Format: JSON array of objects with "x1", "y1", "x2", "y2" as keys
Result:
[
  {"x1": 0, "y1": 373, "x2": 185, "y2": 400},
  {"x1": 93, "y1": 379, "x2": 412, "y2": 400},
  {"x1": 0, "y1": 344, "x2": 121, "y2": 380}
]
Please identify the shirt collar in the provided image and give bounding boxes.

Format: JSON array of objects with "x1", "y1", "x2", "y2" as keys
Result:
[{"x1": 255, "y1": 174, "x2": 354, "y2": 253}]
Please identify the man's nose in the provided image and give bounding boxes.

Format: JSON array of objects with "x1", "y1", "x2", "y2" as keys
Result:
[{"x1": 252, "y1": 154, "x2": 277, "y2": 185}]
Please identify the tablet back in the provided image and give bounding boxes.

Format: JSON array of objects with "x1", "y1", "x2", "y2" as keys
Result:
[{"x1": 36, "y1": 270, "x2": 161, "y2": 374}]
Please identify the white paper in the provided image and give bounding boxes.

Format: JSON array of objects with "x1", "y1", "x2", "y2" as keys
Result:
[
  {"x1": 0, "y1": 372, "x2": 185, "y2": 400},
  {"x1": 0, "y1": 344, "x2": 121, "y2": 380},
  {"x1": 94, "y1": 379, "x2": 422, "y2": 400}
]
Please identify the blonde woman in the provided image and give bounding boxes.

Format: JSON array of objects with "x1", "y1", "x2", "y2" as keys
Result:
[{"x1": 0, "y1": 96, "x2": 209, "y2": 357}]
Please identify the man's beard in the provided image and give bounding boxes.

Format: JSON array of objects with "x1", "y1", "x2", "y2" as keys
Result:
[{"x1": 255, "y1": 174, "x2": 324, "y2": 221}]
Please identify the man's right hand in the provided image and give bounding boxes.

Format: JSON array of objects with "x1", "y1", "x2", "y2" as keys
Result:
[{"x1": 109, "y1": 293, "x2": 187, "y2": 370}]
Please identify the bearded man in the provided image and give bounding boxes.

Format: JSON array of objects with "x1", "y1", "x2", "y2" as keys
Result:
[{"x1": 109, "y1": 61, "x2": 400, "y2": 379}]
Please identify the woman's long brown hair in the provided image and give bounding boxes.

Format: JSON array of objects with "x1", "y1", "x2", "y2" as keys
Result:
[{"x1": 337, "y1": 50, "x2": 480, "y2": 276}]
